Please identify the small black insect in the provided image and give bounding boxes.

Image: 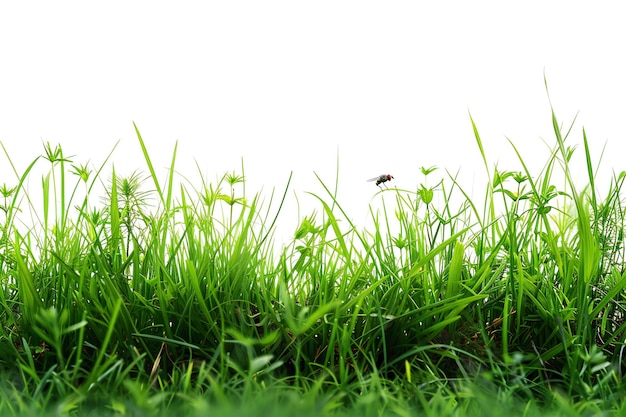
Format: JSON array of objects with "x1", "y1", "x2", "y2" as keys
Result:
[{"x1": 367, "y1": 174, "x2": 394, "y2": 188}]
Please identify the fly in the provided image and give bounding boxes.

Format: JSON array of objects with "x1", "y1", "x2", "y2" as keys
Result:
[{"x1": 367, "y1": 174, "x2": 394, "y2": 188}]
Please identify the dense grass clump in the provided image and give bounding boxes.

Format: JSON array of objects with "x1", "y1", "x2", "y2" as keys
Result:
[{"x1": 2, "y1": 107, "x2": 626, "y2": 416}]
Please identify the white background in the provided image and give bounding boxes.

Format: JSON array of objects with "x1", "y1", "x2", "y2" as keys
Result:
[{"x1": 1, "y1": 2, "x2": 625, "y2": 244}]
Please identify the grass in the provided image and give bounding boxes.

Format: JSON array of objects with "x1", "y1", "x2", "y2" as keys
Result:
[{"x1": 2, "y1": 102, "x2": 626, "y2": 416}]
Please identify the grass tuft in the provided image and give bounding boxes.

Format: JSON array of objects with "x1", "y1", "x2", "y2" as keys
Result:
[{"x1": 2, "y1": 104, "x2": 626, "y2": 416}]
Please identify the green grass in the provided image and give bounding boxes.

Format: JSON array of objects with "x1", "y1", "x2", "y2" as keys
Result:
[{"x1": 2, "y1": 103, "x2": 626, "y2": 416}]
